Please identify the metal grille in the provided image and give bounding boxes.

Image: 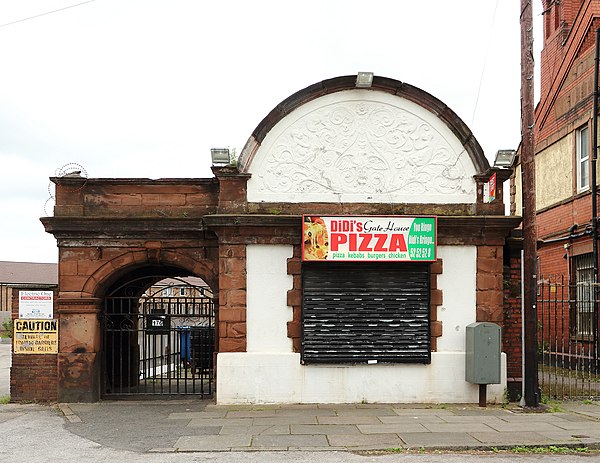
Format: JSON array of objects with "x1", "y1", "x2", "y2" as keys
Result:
[
  {"x1": 103, "y1": 291, "x2": 214, "y2": 397},
  {"x1": 575, "y1": 254, "x2": 594, "y2": 336},
  {"x1": 302, "y1": 262, "x2": 430, "y2": 364},
  {"x1": 538, "y1": 273, "x2": 599, "y2": 400}
]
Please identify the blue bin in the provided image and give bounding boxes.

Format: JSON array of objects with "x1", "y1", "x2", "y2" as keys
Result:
[{"x1": 177, "y1": 326, "x2": 192, "y2": 365}]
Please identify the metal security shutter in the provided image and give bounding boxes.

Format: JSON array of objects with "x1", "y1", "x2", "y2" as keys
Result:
[{"x1": 302, "y1": 262, "x2": 430, "y2": 364}]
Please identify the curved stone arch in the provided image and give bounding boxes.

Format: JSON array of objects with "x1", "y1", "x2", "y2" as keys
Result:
[
  {"x1": 239, "y1": 75, "x2": 488, "y2": 205},
  {"x1": 82, "y1": 249, "x2": 218, "y2": 298}
]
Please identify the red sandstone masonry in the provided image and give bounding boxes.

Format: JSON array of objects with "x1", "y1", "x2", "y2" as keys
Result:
[
  {"x1": 476, "y1": 245, "x2": 504, "y2": 324},
  {"x1": 218, "y1": 242, "x2": 247, "y2": 352}
]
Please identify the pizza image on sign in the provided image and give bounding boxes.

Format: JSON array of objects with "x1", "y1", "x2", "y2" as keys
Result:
[{"x1": 303, "y1": 216, "x2": 329, "y2": 260}]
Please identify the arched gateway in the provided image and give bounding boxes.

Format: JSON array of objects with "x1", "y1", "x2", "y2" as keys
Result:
[{"x1": 31, "y1": 75, "x2": 520, "y2": 403}]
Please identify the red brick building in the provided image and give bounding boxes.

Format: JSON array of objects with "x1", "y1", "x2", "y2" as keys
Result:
[{"x1": 512, "y1": 0, "x2": 600, "y2": 379}]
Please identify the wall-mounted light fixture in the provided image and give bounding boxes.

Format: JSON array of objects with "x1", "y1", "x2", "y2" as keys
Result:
[
  {"x1": 493, "y1": 149, "x2": 517, "y2": 168},
  {"x1": 211, "y1": 148, "x2": 231, "y2": 165},
  {"x1": 355, "y1": 72, "x2": 374, "y2": 88}
]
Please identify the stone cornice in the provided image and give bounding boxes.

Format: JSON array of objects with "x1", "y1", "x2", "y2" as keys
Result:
[
  {"x1": 42, "y1": 214, "x2": 521, "y2": 243},
  {"x1": 56, "y1": 297, "x2": 102, "y2": 314},
  {"x1": 41, "y1": 217, "x2": 207, "y2": 239}
]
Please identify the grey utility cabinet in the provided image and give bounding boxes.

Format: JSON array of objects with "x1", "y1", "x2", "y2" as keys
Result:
[{"x1": 465, "y1": 322, "x2": 501, "y2": 384}]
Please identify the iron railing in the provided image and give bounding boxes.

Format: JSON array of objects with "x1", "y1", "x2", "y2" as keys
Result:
[{"x1": 538, "y1": 274, "x2": 600, "y2": 399}]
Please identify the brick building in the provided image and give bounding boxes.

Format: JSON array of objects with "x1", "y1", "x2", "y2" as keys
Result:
[
  {"x1": 0, "y1": 261, "x2": 57, "y2": 333},
  {"x1": 511, "y1": 0, "x2": 600, "y2": 385},
  {"x1": 14, "y1": 75, "x2": 521, "y2": 404}
]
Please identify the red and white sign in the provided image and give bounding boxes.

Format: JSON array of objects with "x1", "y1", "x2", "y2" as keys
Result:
[
  {"x1": 302, "y1": 215, "x2": 437, "y2": 262},
  {"x1": 488, "y1": 172, "x2": 497, "y2": 203},
  {"x1": 19, "y1": 290, "x2": 53, "y2": 319}
]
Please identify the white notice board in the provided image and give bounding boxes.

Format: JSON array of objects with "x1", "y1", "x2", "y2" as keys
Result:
[{"x1": 18, "y1": 291, "x2": 53, "y2": 319}]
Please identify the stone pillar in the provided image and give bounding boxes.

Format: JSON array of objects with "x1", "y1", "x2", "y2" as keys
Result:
[
  {"x1": 57, "y1": 297, "x2": 102, "y2": 402},
  {"x1": 211, "y1": 166, "x2": 251, "y2": 214},
  {"x1": 476, "y1": 245, "x2": 505, "y2": 323},
  {"x1": 218, "y1": 243, "x2": 247, "y2": 353}
]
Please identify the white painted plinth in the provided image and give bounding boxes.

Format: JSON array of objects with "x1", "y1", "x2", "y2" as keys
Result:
[{"x1": 216, "y1": 352, "x2": 507, "y2": 405}]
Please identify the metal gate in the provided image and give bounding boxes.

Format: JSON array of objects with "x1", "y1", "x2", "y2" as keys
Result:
[
  {"x1": 102, "y1": 277, "x2": 215, "y2": 397},
  {"x1": 538, "y1": 273, "x2": 600, "y2": 399}
]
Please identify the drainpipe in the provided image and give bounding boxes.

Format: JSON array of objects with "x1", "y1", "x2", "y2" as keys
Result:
[{"x1": 592, "y1": 29, "x2": 599, "y2": 370}]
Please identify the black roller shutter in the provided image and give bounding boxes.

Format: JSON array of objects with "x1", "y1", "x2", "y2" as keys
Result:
[{"x1": 302, "y1": 262, "x2": 430, "y2": 364}]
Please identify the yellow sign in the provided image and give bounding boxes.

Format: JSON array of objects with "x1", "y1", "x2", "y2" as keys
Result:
[{"x1": 14, "y1": 319, "x2": 58, "y2": 354}]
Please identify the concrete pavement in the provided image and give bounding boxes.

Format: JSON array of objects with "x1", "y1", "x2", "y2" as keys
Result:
[
  {"x1": 58, "y1": 400, "x2": 600, "y2": 452},
  {"x1": 4, "y1": 341, "x2": 600, "y2": 454}
]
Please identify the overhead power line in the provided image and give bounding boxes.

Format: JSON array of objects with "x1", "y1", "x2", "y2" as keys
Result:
[
  {"x1": 0, "y1": 1, "x2": 95, "y2": 29},
  {"x1": 471, "y1": 0, "x2": 500, "y2": 126}
]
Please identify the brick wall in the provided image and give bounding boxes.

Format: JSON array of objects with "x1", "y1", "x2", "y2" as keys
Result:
[
  {"x1": 10, "y1": 287, "x2": 58, "y2": 402},
  {"x1": 53, "y1": 177, "x2": 218, "y2": 218},
  {"x1": 503, "y1": 247, "x2": 523, "y2": 401}
]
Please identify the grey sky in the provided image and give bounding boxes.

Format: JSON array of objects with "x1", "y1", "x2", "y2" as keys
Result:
[{"x1": 0, "y1": 1, "x2": 541, "y2": 263}]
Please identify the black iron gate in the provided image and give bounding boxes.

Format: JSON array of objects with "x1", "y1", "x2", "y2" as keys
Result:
[
  {"x1": 102, "y1": 279, "x2": 215, "y2": 397},
  {"x1": 538, "y1": 274, "x2": 600, "y2": 399}
]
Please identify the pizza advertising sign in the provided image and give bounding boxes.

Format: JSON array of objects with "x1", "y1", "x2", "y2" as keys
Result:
[{"x1": 302, "y1": 215, "x2": 437, "y2": 262}]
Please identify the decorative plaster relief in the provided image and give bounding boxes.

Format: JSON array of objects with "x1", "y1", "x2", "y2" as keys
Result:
[{"x1": 247, "y1": 91, "x2": 477, "y2": 203}]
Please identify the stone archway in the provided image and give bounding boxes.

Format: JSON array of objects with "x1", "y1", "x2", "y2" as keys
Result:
[{"x1": 55, "y1": 247, "x2": 219, "y2": 402}]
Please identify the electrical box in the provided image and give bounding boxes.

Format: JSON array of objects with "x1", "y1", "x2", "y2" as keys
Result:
[{"x1": 465, "y1": 322, "x2": 501, "y2": 384}]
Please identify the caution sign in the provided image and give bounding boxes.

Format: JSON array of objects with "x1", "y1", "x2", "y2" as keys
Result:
[{"x1": 14, "y1": 319, "x2": 58, "y2": 354}]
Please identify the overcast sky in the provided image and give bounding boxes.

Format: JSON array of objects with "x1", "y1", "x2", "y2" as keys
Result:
[{"x1": 0, "y1": 0, "x2": 542, "y2": 264}]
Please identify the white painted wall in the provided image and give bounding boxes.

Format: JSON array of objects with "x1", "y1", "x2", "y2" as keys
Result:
[
  {"x1": 217, "y1": 352, "x2": 507, "y2": 404},
  {"x1": 246, "y1": 244, "x2": 294, "y2": 353},
  {"x1": 220, "y1": 244, "x2": 504, "y2": 405},
  {"x1": 245, "y1": 90, "x2": 477, "y2": 204},
  {"x1": 436, "y1": 245, "x2": 477, "y2": 352}
]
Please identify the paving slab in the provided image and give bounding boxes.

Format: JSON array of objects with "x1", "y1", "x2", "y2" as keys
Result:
[
  {"x1": 187, "y1": 418, "x2": 252, "y2": 426},
  {"x1": 399, "y1": 431, "x2": 482, "y2": 448},
  {"x1": 392, "y1": 408, "x2": 454, "y2": 415},
  {"x1": 485, "y1": 421, "x2": 568, "y2": 432},
  {"x1": 174, "y1": 434, "x2": 252, "y2": 451},
  {"x1": 469, "y1": 431, "x2": 557, "y2": 446},
  {"x1": 438, "y1": 415, "x2": 508, "y2": 424},
  {"x1": 168, "y1": 411, "x2": 227, "y2": 419},
  {"x1": 327, "y1": 433, "x2": 404, "y2": 448},
  {"x1": 226, "y1": 410, "x2": 278, "y2": 418},
  {"x1": 334, "y1": 408, "x2": 398, "y2": 416},
  {"x1": 422, "y1": 422, "x2": 496, "y2": 433},
  {"x1": 357, "y1": 423, "x2": 429, "y2": 434},
  {"x1": 317, "y1": 416, "x2": 381, "y2": 425},
  {"x1": 251, "y1": 434, "x2": 329, "y2": 449},
  {"x1": 273, "y1": 408, "x2": 337, "y2": 417},
  {"x1": 219, "y1": 424, "x2": 290, "y2": 435},
  {"x1": 379, "y1": 415, "x2": 446, "y2": 424},
  {"x1": 537, "y1": 431, "x2": 600, "y2": 444},
  {"x1": 253, "y1": 416, "x2": 317, "y2": 425},
  {"x1": 291, "y1": 424, "x2": 361, "y2": 435}
]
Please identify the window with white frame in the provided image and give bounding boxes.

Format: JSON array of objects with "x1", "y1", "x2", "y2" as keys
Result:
[
  {"x1": 577, "y1": 125, "x2": 589, "y2": 192},
  {"x1": 574, "y1": 253, "x2": 594, "y2": 337}
]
